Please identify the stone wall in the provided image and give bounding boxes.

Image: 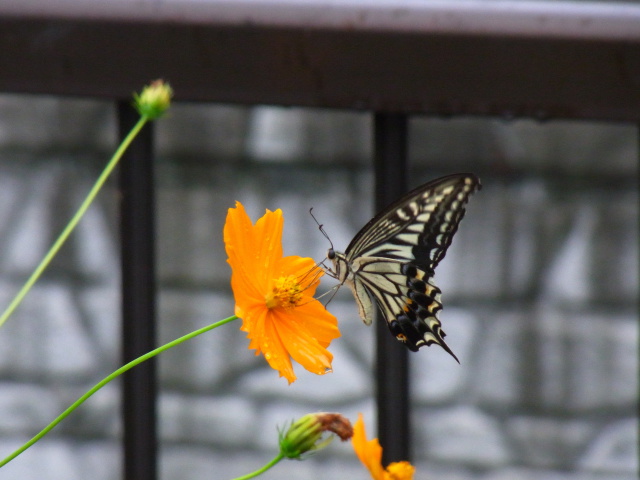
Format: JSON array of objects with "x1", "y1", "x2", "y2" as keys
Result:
[{"x1": 0, "y1": 97, "x2": 636, "y2": 479}]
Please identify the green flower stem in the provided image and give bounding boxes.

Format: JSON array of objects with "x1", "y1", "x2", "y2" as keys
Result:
[
  {"x1": 230, "y1": 453, "x2": 285, "y2": 480},
  {"x1": 0, "y1": 116, "x2": 150, "y2": 329},
  {"x1": 0, "y1": 314, "x2": 238, "y2": 468}
]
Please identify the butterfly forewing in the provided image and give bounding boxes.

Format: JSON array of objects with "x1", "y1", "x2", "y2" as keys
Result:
[
  {"x1": 330, "y1": 173, "x2": 480, "y2": 359},
  {"x1": 345, "y1": 173, "x2": 480, "y2": 272}
]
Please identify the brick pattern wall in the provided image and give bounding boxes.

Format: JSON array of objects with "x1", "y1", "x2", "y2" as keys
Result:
[{"x1": 0, "y1": 98, "x2": 636, "y2": 479}]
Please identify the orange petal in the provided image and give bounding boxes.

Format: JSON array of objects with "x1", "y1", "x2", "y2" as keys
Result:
[
  {"x1": 240, "y1": 303, "x2": 269, "y2": 353},
  {"x1": 294, "y1": 300, "x2": 341, "y2": 347},
  {"x1": 353, "y1": 413, "x2": 385, "y2": 480},
  {"x1": 224, "y1": 202, "x2": 253, "y2": 264},
  {"x1": 224, "y1": 202, "x2": 267, "y2": 296},
  {"x1": 252, "y1": 208, "x2": 284, "y2": 282},
  {"x1": 386, "y1": 461, "x2": 415, "y2": 480},
  {"x1": 261, "y1": 309, "x2": 296, "y2": 383},
  {"x1": 240, "y1": 306, "x2": 297, "y2": 382},
  {"x1": 274, "y1": 310, "x2": 334, "y2": 376},
  {"x1": 229, "y1": 262, "x2": 263, "y2": 312}
]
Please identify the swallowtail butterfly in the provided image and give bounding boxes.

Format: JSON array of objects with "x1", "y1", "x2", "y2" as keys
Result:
[{"x1": 327, "y1": 173, "x2": 480, "y2": 361}]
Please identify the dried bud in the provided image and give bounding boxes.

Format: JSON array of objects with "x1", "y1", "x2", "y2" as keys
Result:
[{"x1": 279, "y1": 413, "x2": 353, "y2": 459}]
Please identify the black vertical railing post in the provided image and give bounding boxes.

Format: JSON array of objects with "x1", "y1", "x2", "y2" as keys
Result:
[
  {"x1": 373, "y1": 113, "x2": 411, "y2": 463},
  {"x1": 637, "y1": 124, "x2": 640, "y2": 456},
  {"x1": 118, "y1": 102, "x2": 158, "y2": 480}
]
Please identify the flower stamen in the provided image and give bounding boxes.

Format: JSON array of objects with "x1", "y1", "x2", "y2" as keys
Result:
[{"x1": 265, "y1": 275, "x2": 304, "y2": 310}]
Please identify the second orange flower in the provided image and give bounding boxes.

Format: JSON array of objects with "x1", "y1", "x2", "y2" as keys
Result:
[
  {"x1": 352, "y1": 413, "x2": 415, "y2": 480},
  {"x1": 224, "y1": 202, "x2": 340, "y2": 384}
]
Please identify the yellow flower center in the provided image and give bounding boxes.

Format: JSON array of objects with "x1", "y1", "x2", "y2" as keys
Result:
[
  {"x1": 265, "y1": 275, "x2": 303, "y2": 310},
  {"x1": 385, "y1": 461, "x2": 415, "y2": 480}
]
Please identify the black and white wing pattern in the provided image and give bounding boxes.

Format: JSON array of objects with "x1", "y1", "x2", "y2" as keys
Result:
[{"x1": 327, "y1": 173, "x2": 481, "y2": 361}]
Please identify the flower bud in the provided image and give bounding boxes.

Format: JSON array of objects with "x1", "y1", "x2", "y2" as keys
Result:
[
  {"x1": 133, "y1": 79, "x2": 173, "y2": 119},
  {"x1": 279, "y1": 413, "x2": 353, "y2": 459}
]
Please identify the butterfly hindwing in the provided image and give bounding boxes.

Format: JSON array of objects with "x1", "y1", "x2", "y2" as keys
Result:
[
  {"x1": 328, "y1": 173, "x2": 480, "y2": 359},
  {"x1": 350, "y1": 257, "x2": 457, "y2": 359}
]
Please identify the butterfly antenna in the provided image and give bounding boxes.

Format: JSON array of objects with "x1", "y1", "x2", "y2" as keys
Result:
[
  {"x1": 316, "y1": 283, "x2": 342, "y2": 308},
  {"x1": 296, "y1": 266, "x2": 339, "y2": 307},
  {"x1": 297, "y1": 264, "x2": 324, "y2": 290},
  {"x1": 309, "y1": 208, "x2": 334, "y2": 252}
]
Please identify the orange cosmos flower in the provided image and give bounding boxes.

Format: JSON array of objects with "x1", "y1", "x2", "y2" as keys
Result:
[
  {"x1": 224, "y1": 201, "x2": 340, "y2": 384},
  {"x1": 352, "y1": 413, "x2": 416, "y2": 480}
]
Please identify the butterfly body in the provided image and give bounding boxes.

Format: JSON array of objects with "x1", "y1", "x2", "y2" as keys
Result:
[{"x1": 327, "y1": 173, "x2": 481, "y2": 361}]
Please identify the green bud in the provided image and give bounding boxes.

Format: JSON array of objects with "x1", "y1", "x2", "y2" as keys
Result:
[
  {"x1": 279, "y1": 413, "x2": 353, "y2": 460},
  {"x1": 133, "y1": 79, "x2": 173, "y2": 119}
]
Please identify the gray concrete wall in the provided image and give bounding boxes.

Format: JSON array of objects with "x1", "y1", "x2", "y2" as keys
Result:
[{"x1": 0, "y1": 97, "x2": 635, "y2": 479}]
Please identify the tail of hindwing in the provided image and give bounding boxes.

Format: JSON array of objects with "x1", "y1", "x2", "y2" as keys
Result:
[{"x1": 386, "y1": 263, "x2": 459, "y2": 362}]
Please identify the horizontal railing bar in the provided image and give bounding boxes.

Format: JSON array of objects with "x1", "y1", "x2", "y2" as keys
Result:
[
  {"x1": 0, "y1": 2, "x2": 639, "y2": 121},
  {"x1": 0, "y1": 0, "x2": 639, "y2": 41}
]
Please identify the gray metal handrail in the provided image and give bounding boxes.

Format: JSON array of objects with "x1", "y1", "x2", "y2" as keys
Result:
[
  {"x1": 0, "y1": 0, "x2": 639, "y2": 120},
  {"x1": 1, "y1": 0, "x2": 640, "y2": 41}
]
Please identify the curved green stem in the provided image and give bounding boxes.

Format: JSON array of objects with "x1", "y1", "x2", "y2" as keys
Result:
[
  {"x1": 0, "y1": 314, "x2": 238, "y2": 468},
  {"x1": 0, "y1": 116, "x2": 150, "y2": 328},
  {"x1": 230, "y1": 453, "x2": 284, "y2": 480}
]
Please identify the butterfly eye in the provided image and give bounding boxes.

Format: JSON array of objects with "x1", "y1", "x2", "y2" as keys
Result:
[{"x1": 327, "y1": 248, "x2": 336, "y2": 260}]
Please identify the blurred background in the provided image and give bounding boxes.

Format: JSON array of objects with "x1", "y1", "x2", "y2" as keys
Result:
[{"x1": 0, "y1": 97, "x2": 635, "y2": 479}]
